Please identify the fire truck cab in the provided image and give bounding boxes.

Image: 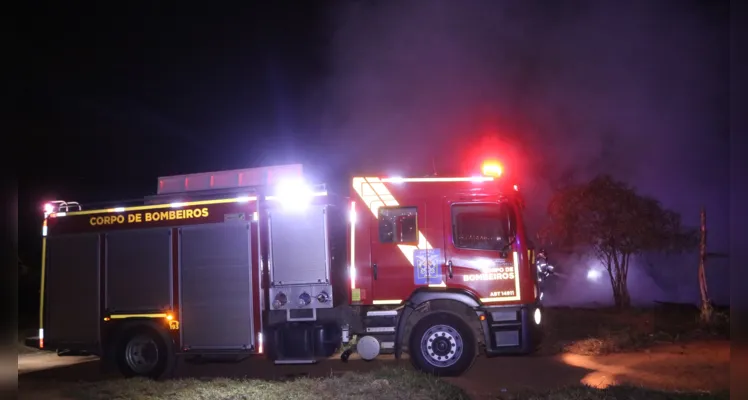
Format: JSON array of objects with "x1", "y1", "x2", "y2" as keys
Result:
[
  {"x1": 338, "y1": 165, "x2": 542, "y2": 375},
  {"x1": 36, "y1": 161, "x2": 543, "y2": 379}
]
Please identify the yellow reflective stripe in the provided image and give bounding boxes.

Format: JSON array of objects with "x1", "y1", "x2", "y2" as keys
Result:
[
  {"x1": 379, "y1": 177, "x2": 494, "y2": 183},
  {"x1": 372, "y1": 300, "x2": 402, "y2": 305},
  {"x1": 38, "y1": 236, "x2": 47, "y2": 335},
  {"x1": 480, "y1": 297, "x2": 513, "y2": 303},
  {"x1": 59, "y1": 197, "x2": 257, "y2": 217},
  {"x1": 109, "y1": 313, "x2": 168, "y2": 319}
]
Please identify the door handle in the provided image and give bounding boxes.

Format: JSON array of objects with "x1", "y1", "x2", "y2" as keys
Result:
[
  {"x1": 373, "y1": 263, "x2": 378, "y2": 280},
  {"x1": 447, "y1": 260, "x2": 453, "y2": 279}
]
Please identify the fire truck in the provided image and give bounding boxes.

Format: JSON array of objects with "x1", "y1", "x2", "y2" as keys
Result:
[{"x1": 36, "y1": 161, "x2": 544, "y2": 378}]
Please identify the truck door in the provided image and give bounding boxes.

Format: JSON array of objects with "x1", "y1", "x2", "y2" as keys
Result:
[
  {"x1": 442, "y1": 200, "x2": 521, "y2": 302},
  {"x1": 369, "y1": 204, "x2": 426, "y2": 302}
]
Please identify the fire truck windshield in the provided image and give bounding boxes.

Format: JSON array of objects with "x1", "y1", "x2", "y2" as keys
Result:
[{"x1": 452, "y1": 203, "x2": 516, "y2": 252}]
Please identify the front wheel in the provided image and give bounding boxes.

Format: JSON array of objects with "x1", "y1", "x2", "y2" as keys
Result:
[
  {"x1": 408, "y1": 312, "x2": 476, "y2": 377},
  {"x1": 115, "y1": 326, "x2": 174, "y2": 379}
]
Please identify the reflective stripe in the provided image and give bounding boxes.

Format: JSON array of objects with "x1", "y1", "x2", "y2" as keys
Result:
[
  {"x1": 380, "y1": 177, "x2": 494, "y2": 183},
  {"x1": 372, "y1": 300, "x2": 402, "y2": 305},
  {"x1": 108, "y1": 313, "x2": 169, "y2": 319},
  {"x1": 350, "y1": 201, "x2": 357, "y2": 290},
  {"x1": 61, "y1": 196, "x2": 258, "y2": 216}
]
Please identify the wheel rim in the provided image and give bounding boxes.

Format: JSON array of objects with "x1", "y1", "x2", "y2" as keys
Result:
[
  {"x1": 420, "y1": 324, "x2": 464, "y2": 368},
  {"x1": 125, "y1": 334, "x2": 159, "y2": 374}
]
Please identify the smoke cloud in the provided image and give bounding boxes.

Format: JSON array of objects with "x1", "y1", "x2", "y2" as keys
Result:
[{"x1": 307, "y1": 0, "x2": 729, "y2": 305}]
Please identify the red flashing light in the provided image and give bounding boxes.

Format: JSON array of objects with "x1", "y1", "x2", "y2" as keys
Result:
[{"x1": 481, "y1": 161, "x2": 503, "y2": 177}]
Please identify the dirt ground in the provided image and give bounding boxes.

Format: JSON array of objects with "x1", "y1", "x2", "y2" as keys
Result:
[{"x1": 16, "y1": 340, "x2": 729, "y2": 400}]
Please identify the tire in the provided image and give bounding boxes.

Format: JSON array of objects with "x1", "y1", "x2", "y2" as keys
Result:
[
  {"x1": 408, "y1": 312, "x2": 476, "y2": 377},
  {"x1": 115, "y1": 325, "x2": 175, "y2": 379}
]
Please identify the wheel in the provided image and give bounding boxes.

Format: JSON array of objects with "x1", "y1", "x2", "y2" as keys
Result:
[
  {"x1": 115, "y1": 326, "x2": 174, "y2": 379},
  {"x1": 408, "y1": 312, "x2": 476, "y2": 377}
]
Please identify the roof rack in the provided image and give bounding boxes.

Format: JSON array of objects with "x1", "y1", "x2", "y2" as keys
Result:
[
  {"x1": 45, "y1": 164, "x2": 326, "y2": 213},
  {"x1": 157, "y1": 164, "x2": 303, "y2": 195}
]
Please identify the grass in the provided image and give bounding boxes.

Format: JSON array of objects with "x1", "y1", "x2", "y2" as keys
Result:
[
  {"x1": 540, "y1": 304, "x2": 730, "y2": 356},
  {"x1": 60, "y1": 371, "x2": 730, "y2": 400},
  {"x1": 496, "y1": 385, "x2": 730, "y2": 400},
  {"x1": 64, "y1": 368, "x2": 471, "y2": 400}
]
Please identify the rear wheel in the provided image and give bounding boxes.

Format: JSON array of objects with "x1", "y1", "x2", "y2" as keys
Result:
[
  {"x1": 115, "y1": 326, "x2": 174, "y2": 379},
  {"x1": 408, "y1": 312, "x2": 476, "y2": 377}
]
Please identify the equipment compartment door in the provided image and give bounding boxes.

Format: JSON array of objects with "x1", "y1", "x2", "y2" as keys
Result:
[
  {"x1": 45, "y1": 233, "x2": 100, "y2": 350},
  {"x1": 179, "y1": 222, "x2": 254, "y2": 350},
  {"x1": 268, "y1": 203, "x2": 330, "y2": 286}
]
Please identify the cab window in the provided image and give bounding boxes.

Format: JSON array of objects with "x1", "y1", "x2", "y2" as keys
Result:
[
  {"x1": 452, "y1": 203, "x2": 515, "y2": 251},
  {"x1": 378, "y1": 206, "x2": 418, "y2": 244}
]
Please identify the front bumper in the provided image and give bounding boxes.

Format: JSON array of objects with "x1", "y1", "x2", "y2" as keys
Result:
[{"x1": 478, "y1": 303, "x2": 543, "y2": 355}]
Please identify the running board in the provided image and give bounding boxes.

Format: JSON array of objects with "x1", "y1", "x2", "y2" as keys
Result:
[
  {"x1": 366, "y1": 310, "x2": 398, "y2": 317},
  {"x1": 274, "y1": 359, "x2": 318, "y2": 365}
]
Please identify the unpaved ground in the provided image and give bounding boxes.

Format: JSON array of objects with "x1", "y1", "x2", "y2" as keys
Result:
[{"x1": 17, "y1": 340, "x2": 729, "y2": 400}]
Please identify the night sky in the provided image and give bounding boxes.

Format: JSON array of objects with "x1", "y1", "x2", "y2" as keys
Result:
[{"x1": 21, "y1": 1, "x2": 730, "y2": 312}]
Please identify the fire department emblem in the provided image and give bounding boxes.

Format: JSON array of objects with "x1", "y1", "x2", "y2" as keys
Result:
[{"x1": 413, "y1": 249, "x2": 443, "y2": 285}]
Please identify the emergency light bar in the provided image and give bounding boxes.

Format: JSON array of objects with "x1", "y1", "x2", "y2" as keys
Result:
[
  {"x1": 481, "y1": 161, "x2": 503, "y2": 177},
  {"x1": 42, "y1": 200, "x2": 82, "y2": 215}
]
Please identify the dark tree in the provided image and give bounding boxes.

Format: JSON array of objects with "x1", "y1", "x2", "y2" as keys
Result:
[{"x1": 541, "y1": 175, "x2": 695, "y2": 309}]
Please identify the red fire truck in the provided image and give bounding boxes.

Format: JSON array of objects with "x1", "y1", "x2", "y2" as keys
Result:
[{"x1": 36, "y1": 161, "x2": 544, "y2": 378}]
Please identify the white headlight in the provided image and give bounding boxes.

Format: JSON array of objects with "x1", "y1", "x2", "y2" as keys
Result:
[{"x1": 533, "y1": 308, "x2": 542, "y2": 325}]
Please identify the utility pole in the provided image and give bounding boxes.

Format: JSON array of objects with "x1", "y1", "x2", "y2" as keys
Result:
[{"x1": 698, "y1": 207, "x2": 713, "y2": 323}]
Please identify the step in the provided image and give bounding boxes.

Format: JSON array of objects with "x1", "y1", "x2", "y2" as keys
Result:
[
  {"x1": 366, "y1": 310, "x2": 399, "y2": 317},
  {"x1": 274, "y1": 359, "x2": 318, "y2": 365}
]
